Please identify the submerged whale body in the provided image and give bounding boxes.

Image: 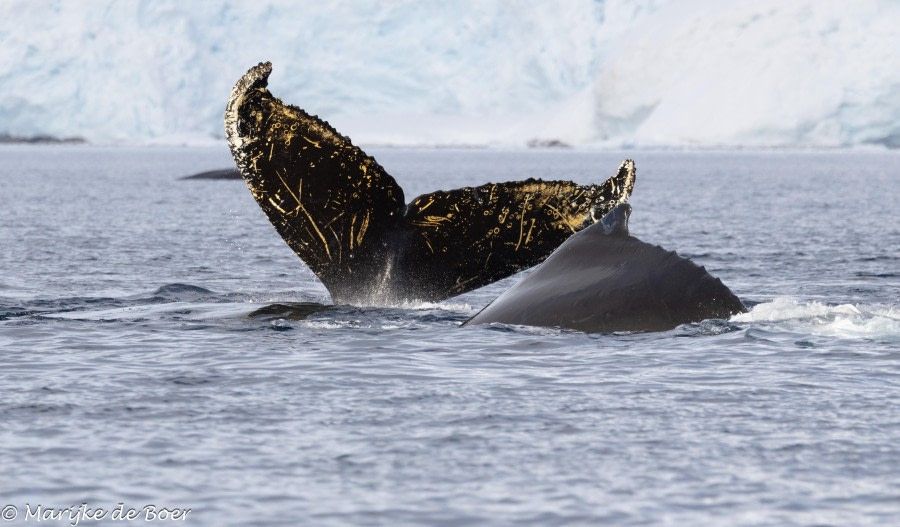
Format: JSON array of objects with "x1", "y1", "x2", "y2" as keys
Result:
[
  {"x1": 465, "y1": 204, "x2": 746, "y2": 333},
  {"x1": 225, "y1": 62, "x2": 635, "y2": 304}
]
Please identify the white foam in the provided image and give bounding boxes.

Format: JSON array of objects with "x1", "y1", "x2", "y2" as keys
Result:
[
  {"x1": 298, "y1": 320, "x2": 351, "y2": 330},
  {"x1": 734, "y1": 298, "x2": 900, "y2": 340},
  {"x1": 395, "y1": 300, "x2": 477, "y2": 313}
]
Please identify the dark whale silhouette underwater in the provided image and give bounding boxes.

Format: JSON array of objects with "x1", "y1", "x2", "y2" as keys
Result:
[{"x1": 225, "y1": 62, "x2": 745, "y2": 333}]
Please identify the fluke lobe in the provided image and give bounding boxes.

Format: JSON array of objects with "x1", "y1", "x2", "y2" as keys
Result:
[{"x1": 225, "y1": 62, "x2": 635, "y2": 304}]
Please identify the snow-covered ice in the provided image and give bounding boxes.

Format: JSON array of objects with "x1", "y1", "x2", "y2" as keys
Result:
[{"x1": 1, "y1": 0, "x2": 898, "y2": 147}]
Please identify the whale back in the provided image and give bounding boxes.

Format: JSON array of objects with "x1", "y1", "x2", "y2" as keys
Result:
[{"x1": 465, "y1": 204, "x2": 746, "y2": 333}]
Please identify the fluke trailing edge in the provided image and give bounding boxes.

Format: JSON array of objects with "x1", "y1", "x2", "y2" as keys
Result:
[{"x1": 225, "y1": 62, "x2": 635, "y2": 304}]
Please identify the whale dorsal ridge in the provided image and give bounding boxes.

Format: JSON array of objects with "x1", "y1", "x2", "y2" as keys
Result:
[{"x1": 600, "y1": 203, "x2": 631, "y2": 238}]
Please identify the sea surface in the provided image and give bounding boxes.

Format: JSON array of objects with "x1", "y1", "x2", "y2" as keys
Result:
[{"x1": 1, "y1": 146, "x2": 898, "y2": 526}]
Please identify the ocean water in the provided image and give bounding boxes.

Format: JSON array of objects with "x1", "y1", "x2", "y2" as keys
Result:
[{"x1": 1, "y1": 146, "x2": 898, "y2": 526}]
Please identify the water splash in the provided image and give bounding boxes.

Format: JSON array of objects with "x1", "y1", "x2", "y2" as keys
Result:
[
  {"x1": 356, "y1": 253, "x2": 397, "y2": 307},
  {"x1": 733, "y1": 297, "x2": 900, "y2": 340}
]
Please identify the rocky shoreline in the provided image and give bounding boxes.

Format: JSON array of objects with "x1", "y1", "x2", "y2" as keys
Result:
[{"x1": 0, "y1": 134, "x2": 86, "y2": 144}]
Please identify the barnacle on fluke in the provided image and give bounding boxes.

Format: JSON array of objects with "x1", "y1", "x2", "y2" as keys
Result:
[{"x1": 225, "y1": 62, "x2": 635, "y2": 305}]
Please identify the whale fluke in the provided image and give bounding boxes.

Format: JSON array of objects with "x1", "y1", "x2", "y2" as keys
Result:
[
  {"x1": 464, "y1": 204, "x2": 747, "y2": 333},
  {"x1": 225, "y1": 62, "x2": 635, "y2": 304}
]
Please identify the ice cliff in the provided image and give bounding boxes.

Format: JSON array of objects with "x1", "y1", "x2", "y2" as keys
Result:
[{"x1": 1, "y1": 0, "x2": 898, "y2": 147}]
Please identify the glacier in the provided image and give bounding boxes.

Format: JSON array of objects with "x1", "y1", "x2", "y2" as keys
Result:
[{"x1": 1, "y1": 0, "x2": 898, "y2": 148}]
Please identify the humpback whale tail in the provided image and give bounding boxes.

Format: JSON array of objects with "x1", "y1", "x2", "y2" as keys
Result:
[{"x1": 225, "y1": 62, "x2": 636, "y2": 304}]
